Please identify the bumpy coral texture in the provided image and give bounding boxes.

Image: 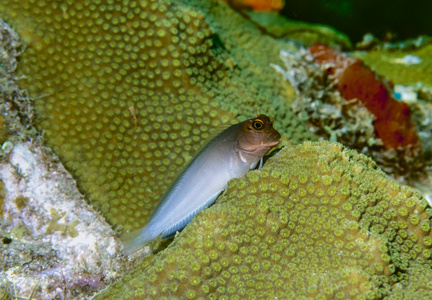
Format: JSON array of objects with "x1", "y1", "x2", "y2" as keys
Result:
[
  {"x1": 1, "y1": 0, "x2": 231, "y2": 231},
  {"x1": 96, "y1": 141, "x2": 432, "y2": 299},
  {"x1": 0, "y1": 0, "x2": 314, "y2": 231},
  {"x1": 388, "y1": 262, "x2": 432, "y2": 299}
]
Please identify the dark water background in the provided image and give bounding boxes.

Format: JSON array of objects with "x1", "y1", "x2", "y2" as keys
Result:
[{"x1": 281, "y1": 0, "x2": 432, "y2": 43}]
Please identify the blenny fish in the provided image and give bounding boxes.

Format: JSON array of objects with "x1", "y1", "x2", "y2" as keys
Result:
[{"x1": 121, "y1": 115, "x2": 281, "y2": 255}]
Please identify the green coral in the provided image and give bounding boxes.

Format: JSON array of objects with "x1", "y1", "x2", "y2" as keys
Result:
[
  {"x1": 0, "y1": 0, "x2": 317, "y2": 231},
  {"x1": 389, "y1": 262, "x2": 432, "y2": 299},
  {"x1": 184, "y1": 0, "x2": 318, "y2": 123},
  {"x1": 353, "y1": 43, "x2": 432, "y2": 87},
  {"x1": 245, "y1": 11, "x2": 352, "y2": 49},
  {"x1": 95, "y1": 141, "x2": 432, "y2": 299},
  {"x1": 1, "y1": 0, "x2": 231, "y2": 231}
]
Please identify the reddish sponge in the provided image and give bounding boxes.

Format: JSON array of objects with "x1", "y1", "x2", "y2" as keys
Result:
[{"x1": 308, "y1": 43, "x2": 419, "y2": 150}]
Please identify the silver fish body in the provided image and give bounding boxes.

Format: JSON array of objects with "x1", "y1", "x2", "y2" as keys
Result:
[{"x1": 121, "y1": 115, "x2": 280, "y2": 255}]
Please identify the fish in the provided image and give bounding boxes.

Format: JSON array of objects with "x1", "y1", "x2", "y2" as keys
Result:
[{"x1": 121, "y1": 114, "x2": 281, "y2": 255}]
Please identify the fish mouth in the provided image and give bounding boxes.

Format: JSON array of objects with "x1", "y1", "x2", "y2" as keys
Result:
[
  {"x1": 264, "y1": 132, "x2": 281, "y2": 147},
  {"x1": 266, "y1": 140, "x2": 280, "y2": 147},
  {"x1": 263, "y1": 138, "x2": 280, "y2": 148}
]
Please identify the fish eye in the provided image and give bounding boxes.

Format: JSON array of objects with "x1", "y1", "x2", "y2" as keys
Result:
[{"x1": 252, "y1": 119, "x2": 264, "y2": 130}]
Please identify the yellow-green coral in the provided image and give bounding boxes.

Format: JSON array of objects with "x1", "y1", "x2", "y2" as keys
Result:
[
  {"x1": 353, "y1": 44, "x2": 432, "y2": 87},
  {"x1": 389, "y1": 262, "x2": 432, "y2": 299},
  {"x1": 95, "y1": 141, "x2": 432, "y2": 299},
  {"x1": 0, "y1": 0, "x2": 231, "y2": 231},
  {"x1": 245, "y1": 11, "x2": 352, "y2": 49},
  {"x1": 0, "y1": 0, "x2": 316, "y2": 231}
]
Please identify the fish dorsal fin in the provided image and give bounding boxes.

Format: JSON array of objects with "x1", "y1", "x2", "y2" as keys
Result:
[
  {"x1": 156, "y1": 121, "x2": 238, "y2": 205},
  {"x1": 179, "y1": 121, "x2": 238, "y2": 169}
]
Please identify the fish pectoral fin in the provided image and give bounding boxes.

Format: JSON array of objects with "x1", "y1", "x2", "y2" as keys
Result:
[
  {"x1": 161, "y1": 191, "x2": 222, "y2": 239},
  {"x1": 248, "y1": 157, "x2": 263, "y2": 170},
  {"x1": 120, "y1": 225, "x2": 160, "y2": 256}
]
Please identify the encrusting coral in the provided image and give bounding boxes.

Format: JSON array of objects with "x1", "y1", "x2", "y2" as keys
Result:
[
  {"x1": 0, "y1": 0, "x2": 318, "y2": 232},
  {"x1": 96, "y1": 141, "x2": 432, "y2": 299},
  {"x1": 353, "y1": 42, "x2": 432, "y2": 88},
  {"x1": 388, "y1": 262, "x2": 432, "y2": 299},
  {"x1": 0, "y1": 0, "x2": 234, "y2": 231}
]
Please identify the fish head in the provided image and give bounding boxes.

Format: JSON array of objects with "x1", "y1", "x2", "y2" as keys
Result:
[{"x1": 237, "y1": 114, "x2": 281, "y2": 156}]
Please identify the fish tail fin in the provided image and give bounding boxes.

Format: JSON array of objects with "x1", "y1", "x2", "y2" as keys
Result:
[{"x1": 120, "y1": 226, "x2": 158, "y2": 256}]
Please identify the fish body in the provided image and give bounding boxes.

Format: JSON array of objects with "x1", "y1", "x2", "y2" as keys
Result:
[{"x1": 121, "y1": 115, "x2": 281, "y2": 255}]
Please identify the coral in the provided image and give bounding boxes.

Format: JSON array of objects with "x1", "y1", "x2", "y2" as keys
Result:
[
  {"x1": 13, "y1": 195, "x2": 28, "y2": 210},
  {"x1": 245, "y1": 11, "x2": 351, "y2": 48},
  {"x1": 0, "y1": 0, "x2": 231, "y2": 231},
  {"x1": 309, "y1": 43, "x2": 420, "y2": 150},
  {"x1": 353, "y1": 43, "x2": 432, "y2": 87},
  {"x1": 0, "y1": 1, "x2": 431, "y2": 298},
  {"x1": 388, "y1": 262, "x2": 432, "y2": 299},
  {"x1": 272, "y1": 48, "x2": 378, "y2": 149},
  {"x1": 95, "y1": 141, "x2": 432, "y2": 299},
  {"x1": 183, "y1": 0, "x2": 330, "y2": 118},
  {"x1": 0, "y1": 0, "x2": 316, "y2": 231}
]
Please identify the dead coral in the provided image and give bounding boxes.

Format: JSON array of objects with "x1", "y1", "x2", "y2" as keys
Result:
[
  {"x1": 0, "y1": 18, "x2": 37, "y2": 146},
  {"x1": 272, "y1": 46, "x2": 427, "y2": 183},
  {"x1": 0, "y1": 143, "x2": 127, "y2": 299},
  {"x1": 272, "y1": 48, "x2": 378, "y2": 150}
]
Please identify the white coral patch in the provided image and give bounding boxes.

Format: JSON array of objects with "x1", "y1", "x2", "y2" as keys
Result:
[{"x1": 0, "y1": 143, "x2": 127, "y2": 299}]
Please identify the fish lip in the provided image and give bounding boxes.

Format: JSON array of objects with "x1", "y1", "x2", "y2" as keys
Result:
[{"x1": 266, "y1": 140, "x2": 280, "y2": 147}]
